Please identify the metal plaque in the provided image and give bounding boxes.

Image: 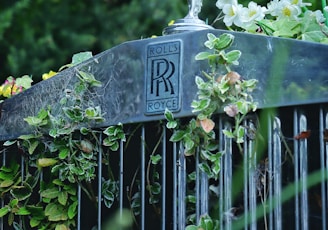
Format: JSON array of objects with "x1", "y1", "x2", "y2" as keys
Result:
[{"x1": 145, "y1": 40, "x2": 181, "y2": 115}]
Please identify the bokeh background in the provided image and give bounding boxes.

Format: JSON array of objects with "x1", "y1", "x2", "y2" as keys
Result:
[{"x1": 0, "y1": 0, "x2": 320, "y2": 83}]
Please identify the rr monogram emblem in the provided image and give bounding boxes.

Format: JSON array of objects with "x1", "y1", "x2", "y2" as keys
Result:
[{"x1": 145, "y1": 41, "x2": 181, "y2": 115}]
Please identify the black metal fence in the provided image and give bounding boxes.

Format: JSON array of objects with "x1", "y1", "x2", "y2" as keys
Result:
[{"x1": 1, "y1": 103, "x2": 327, "y2": 229}]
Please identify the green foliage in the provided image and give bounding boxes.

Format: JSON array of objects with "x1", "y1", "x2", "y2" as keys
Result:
[
  {"x1": 185, "y1": 215, "x2": 220, "y2": 230},
  {"x1": 0, "y1": 0, "x2": 186, "y2": 82},
  {"x1": 257, "y1": 11, "x2": 328, "y2": 43},
  {"x1": 0, "y1": 53, "x2": 126, "y2": 229},
  {"x1": 166, "y1": 33, "x2": 258, "y2": 228}
]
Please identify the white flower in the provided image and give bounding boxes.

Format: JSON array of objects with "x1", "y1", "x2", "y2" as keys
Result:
[
  {"x1": 267, "y1": 0, "x2": 281, "y2": 16},
  {"x1": 222, "y1": 2, "x2": 244, "y2": 27},
  {"x1": 241, "y1": 2, "x2": 267, "y2": 28},
  {"x1": 289, "y1": 0, "x2": 311, "y2": 7},
  {"x1": 268, "y1": 0, "x2": 301, "y2": 19},
  {"x1": 216, "y1": 0, "x2": 238, "y2": 10}
]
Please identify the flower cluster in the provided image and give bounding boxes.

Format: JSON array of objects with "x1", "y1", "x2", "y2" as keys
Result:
[
  {"x1": 215, "y1": 0, "x2": 326, "y2": 32},
  {"x1": 0, "y1": 77, "x2": 22, "y2": 98},
  {"x1": 0, "y1": 70, "x2": 56, "y2": 100}
]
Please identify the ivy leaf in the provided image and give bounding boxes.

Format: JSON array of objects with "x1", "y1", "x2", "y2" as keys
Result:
[
  {"x1": 236, "y1": 100, "x2": 249, "y2": 115},
  {"x1": 23, "y1": 116, "x2": 47, "y2": 127},
  {"x1": 150, "y1": 154, "x2": 162, "y2": 165},
  {"x1": 103, "y1": 191, "x2": 115, "y2": 208},
  {"x1": 55, "y1": 224, "x2": 70, "y2": 230},
  {"x1": 41, "y1": 187, "x2": 59, "y2": 199},
  {"x1": 49, "y1": 129, "x2": 58, "y2": 138},
  {"x1": 225, "y1": 50, "x2": 241, "y2": 65},
  {"x1": 71, "y1": 51, "x2": 92, "y2": 66},
  {"x1": 215, "y1": 33, "x2": 234, "y2": 50},
  {"x1": 204, "y1": 33, "x2": 217, "y2": 49},
  {"x1": 3, "y1": 140, "x2": 17, "y2": 146},
  {"x1": 235, "y1": 126, "x2": 245, "y2": 143},
  {"x1": 195, "y1": 51, "x2": 212, "y2": 60},
  {"x1": 16, "y1": 207, "x2": 31, "y2": 215},
  {"x1": 183, "y1": 134, "x2": 196, "y2": 155},
  {"x1": 169, "y1": 130, "x2": 186, "y2": 142},
  {"x1": 150, "y1": 182, "x2": 161, "y2": 195},
  {"x1": 63, "y1": 106, "x2": 83, "y2": 121},
  {"x1": 18, "y1": 134, "x2": 38, "y2": 140},
  {"x1": 85, "y1": 107, "x2": 97, "y2": 117},
  {"x1": 10, "y1": 183, "x2": 32, "y2": 201},
  {"x1": 45, "y1": 203, "x2": 67, "y2": 221},
  {"x1": 58, "y1": 191, "x2": 68, "y2": 206},
  {"x1": 26, "y1": 205, "x2": 45, "y2": 221},
  {"x1": 165, "y1": 109, "x2": 177, "y2": 129},
  {"x1": 186, "y1": 195, "x2": 196, "y2": 204},
  {"x1": 212, "y1": 159, "x2": 221, "y2": 177},
  {"x1": 28, "y1": 140, "x2": 40, "y2": 155},
  {"x1": 80, "y1": 127, "x2": 89, "y2": 135},
  {"x1": 15, "y1": 75, "x2": 33, "y2": 89},
  {"x1": 0, "y1": 179, "x2": 14, "y2": 188},
  {"x1": 166, "y1": 120, "x2": 177, "y2": 129},
  {"x1": 29, "y1": 218, "x2": 41, "y2": 228},
  {"x1": 77, "y1": 70, "x2": 102, "y2": 87},
  {"x1": 68, "y1": 201, "x2": 78, "y2": 219},
  {"x1": 198, "y1": 163, "x2": 213, "y2": 177},
  {"x1": 37, "y1": 158, "x2": 58, "y2": 168},
  {"x1": 59, "y1": 148, "x2": 70, "y2": 160},
  {"x1": 0, "y1": 207, "x2": 9, "y2": 217},
  {"x1": 223, "y1": 130, "x2": 234, "y2": 139}
]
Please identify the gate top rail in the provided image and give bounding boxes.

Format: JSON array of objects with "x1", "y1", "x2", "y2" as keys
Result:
[{"x1": 0, "y1": 29, "x2": 327, "y2": 140}]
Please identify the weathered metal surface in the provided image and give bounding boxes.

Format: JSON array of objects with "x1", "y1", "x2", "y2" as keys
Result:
[{"x1": 0, "y1": 29, "x2": 328, "y2": 140}]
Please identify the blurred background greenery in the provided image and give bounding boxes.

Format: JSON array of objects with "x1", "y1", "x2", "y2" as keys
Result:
[{"x1": 0, "y1": 0, "x2": 320, "y2": 83}]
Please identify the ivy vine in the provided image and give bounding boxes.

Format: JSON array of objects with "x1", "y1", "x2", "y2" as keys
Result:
[
  {"x1": 165, "y1": 32, "x2": 258, "y2": 228},
  {"x1": 0, "y1": 53, "x2": 126, "y2": 230}
]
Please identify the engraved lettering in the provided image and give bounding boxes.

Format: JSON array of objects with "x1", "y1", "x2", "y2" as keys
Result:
[
  {"x1": 146, "y1": 41, "x2": 181, "y2": 115},
  {"x1": 150, "y1": 58, "x2": 175, "y2": 96}
]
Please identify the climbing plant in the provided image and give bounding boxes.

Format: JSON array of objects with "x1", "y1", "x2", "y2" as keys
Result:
[{"x1": 0, "y1": 53, "x2": 126, "y2": 230}]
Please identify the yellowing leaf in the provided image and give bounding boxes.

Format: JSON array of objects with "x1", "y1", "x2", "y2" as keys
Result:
[
  {"x1": 37, "y1": 158, "x2": 58, "y2": 168},
  {"x1": 200, "y1": 118, "x2": 215, "y2": 133}
]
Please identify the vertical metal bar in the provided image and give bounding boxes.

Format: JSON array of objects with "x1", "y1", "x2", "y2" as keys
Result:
[
  {"x1": 319, "y1": 108, "x2": 327, "y2": 230},
  {"x1": 178, "y1": 142, "x2": 186, "y2": 230},
  {"x1": 173, "y1": 142, "x2": 177, "y2": 230},
  {"x1": 325, "y1": 111, "x2": 328, "y2": 229},
  {"x1": 223, "y1": 124, "x2": 232, "y2": 230},
  {"x1": 294, "y1": 110, "x2": 309, "y2": 230},
  {"x1": 20, "y1": 155, "x2": 24, "y2": 227},
  {"x1": 119, "y1": 139, "x2": 124, "y2": 219},
  {"x1": 293, "y1": 109, "x2": 300, "y2": 230},
  {"x1": 141, "y1": 125, "x2": 146, "y2": 230},
  {"x1": 243, "y1": 124, "x2": 249, "y2": 230},
  {"x1": 273, "y1": 117, "x2": 282, "y2": 230},
  {"x1": 98, "y1": 133, "x2": 103, "y2": 230},
  {"x1": 218, "y1": 117, "x2": 224, "y2": 230},
  {"x1": 200, "y1": 170, "x2": 208, "y2": 215},
  {"x1": 248, "y1": 123, "x2": 257, "y2": 230},
  {"x1": 196, "y1": 148, "x2": 200, "y2": 223},
  {"x1": 299, "y1": 114, "x2": 308, "y2": 230},
  {"x1": 161, "y1": 126, "x2": 166, "y2": 230},
  {"x1": 268, "y1": 116, "x2": 273, "y2": 230},
  {"x1": 77, "y1": 185, "x2": 81, "y2": 230}
]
